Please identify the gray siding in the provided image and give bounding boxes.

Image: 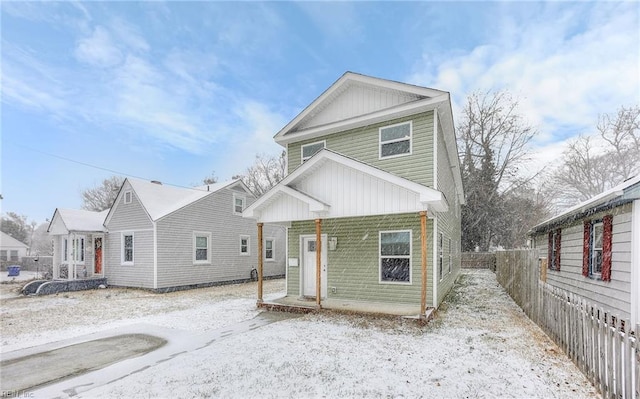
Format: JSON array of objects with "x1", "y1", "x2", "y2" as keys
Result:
[
  {"x1": 287, "y1": 112, "x2": 434, "y2": 187},
  {"x1": 435, "y1": 117, "x2": 462, "y2": 305},
  {"x1": 155, "y1": 187, "x2": 285, "y2": 289},
  {"x1": 533, "y1": 203, "x2": 632, "y2": 319},
  {"x1": 287, "y1": 213, "x2": 435, "y2": 306}
]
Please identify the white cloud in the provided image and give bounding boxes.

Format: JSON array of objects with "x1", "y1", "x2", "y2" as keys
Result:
[
  {"x1": 409, "y1": 3, "x2": 639, "y2": 146},
  {"x1": 75, "y1": 26, "x2": 122, "y2": 67}
]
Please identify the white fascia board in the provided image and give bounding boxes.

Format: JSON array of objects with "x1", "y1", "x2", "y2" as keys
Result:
[
  {"x1": 279, "y1": 186, "x2": 329, "y2": 213},
  {"x1": 275, "y1": 96, "x2": 447, "y2": 146}
]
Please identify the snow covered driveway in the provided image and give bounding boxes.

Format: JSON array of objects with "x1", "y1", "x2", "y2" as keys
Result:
[{"x1": 0, "y1": 271, "x2": 599, "y2": 398}]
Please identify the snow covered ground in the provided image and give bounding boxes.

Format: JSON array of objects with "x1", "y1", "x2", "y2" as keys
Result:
[{"x1": 0, "y1": 270, "x2": 599, "y2": 398}]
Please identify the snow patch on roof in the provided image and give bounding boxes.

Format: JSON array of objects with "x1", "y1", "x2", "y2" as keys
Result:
[
  {"x1": 56, "y1": 209, "x2": 108, "y2": 232},
  {"x1": 0, "y1": 231, "x2": 29, "y2": 248}
]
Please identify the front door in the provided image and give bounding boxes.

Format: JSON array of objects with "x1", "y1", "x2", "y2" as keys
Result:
[
  {"x1": 94, "y1": 236, "x2": 103, "y2": 275},
  {"x1": 302, "y1": 235, "x2": 327, "y2": 298}
]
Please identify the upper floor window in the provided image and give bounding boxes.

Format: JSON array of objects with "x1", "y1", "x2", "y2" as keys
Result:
[
  {"x1": 124, "y1": 191, "x2": 132, "y2": 204},
  {"x1": 301, "y1": 141, "x2": 326, "y2": 163},
  {"x1": 233, "y1": 194, "x2": 245, "y2": 215},
  {"x1": 379, "y1": 121, "x2": 412, "y2": 159}
]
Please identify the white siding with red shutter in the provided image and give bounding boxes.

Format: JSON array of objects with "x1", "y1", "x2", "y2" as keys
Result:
[{"x1": 533, "y1": 202, "x2": 633, "y2": 320}]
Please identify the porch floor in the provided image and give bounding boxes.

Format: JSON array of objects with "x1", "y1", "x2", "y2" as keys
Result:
[{"x1": 261, "y1": 295, "x2": 432, "y2": 318}]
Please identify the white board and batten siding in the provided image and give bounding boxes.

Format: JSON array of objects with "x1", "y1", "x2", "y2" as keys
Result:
[
  {"x1": 535, "y1": 203, "x2": 633, "y2": 320},
  {"x1": 104, "y1": 181, "x2": 155, "y2": 289},
  {"x1": 155, "y1": 187, "x2": 285, "y2": 289}
]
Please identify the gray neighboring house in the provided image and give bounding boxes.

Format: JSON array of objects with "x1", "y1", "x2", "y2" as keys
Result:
[
  {"x1": 103, "y1": 178, "x2": 285, "y2": 291},
  {"x1": 0, "y1": 231, "x2": 30, "y2": 263},
  {"x1": 48, "y1": 178, "x2": 285, "y2": 291},
  {"x1": 529, "y1": 174, "x2": 640, "y2": 326}
]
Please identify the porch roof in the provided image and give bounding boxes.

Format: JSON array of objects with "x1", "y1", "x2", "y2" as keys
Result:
[
  {"x1": 243, "y1": 149, "x2": 447, "y2": 223},
  {"x1": 47, "y1": 208, "x2": 109, "y2": 235}
]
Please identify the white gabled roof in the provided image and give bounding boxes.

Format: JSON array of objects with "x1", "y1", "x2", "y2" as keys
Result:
[
  {"x1": 47, "y1": 208, "x2": 108, "y2": 234},
  {"x1": 531, "y1": 174, "x2": 640, "y2": 233},
  {"x1": 105, "y1": 178, "x2": 249, "y2": 224},
  {"x1": 0, "y1": 231, "x2": 29, "y2": 248},
  {"x1": 274, "y1": 71, "x2": 449, "y2": 146},
  {"x1": 243, "y1": 149, "x2": 447, "y2": 223}
]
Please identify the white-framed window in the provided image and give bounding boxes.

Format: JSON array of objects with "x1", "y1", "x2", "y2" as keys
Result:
[
  {"x1": 240, "y1": 235, "x2": 250, "y2": 256},
  {"x1": 71, "y1": 236, "x2": 85, "y2": 263},
  {"x1": 265, "y1": 238, "x2": 274, "y2": 261},
  {"x1": 438, "y1": 233, "x2": 444, "y2": 281},
  {"x1": 379, "y1": 121, "x2": 412, "y2": 159},
  {"x1": 0, "y1": 250, "x2": 7, "y2": 261},
  {"x1": 63, "y1": 238, "x2": 68, "y2": 262},
  {"x1": 124, "y1": 191, "x2": 132, "y2": 204},
  {"x1": 121, "y1": 232, "x2": 134, "y2": 265},
  {"x1": 9, "y1": 250, "x2": 18, "y2": 261},
  {"x1": 590, "y1": 221, "x2": 604, "y2": 277},
  {"x1": 233, "y1": 194, "x2": 245, "y2": 215},
  {"x1": 301, "y1": 140, "x2": 326, "y2": 163},
  {"x1": 193, "y1": 232, "x2": 211, "y2": 264},
  {"x1": 448, "y1": 237, "x2": 452, "y2": 274},
  {"x1": 379, "y1": 230, "x2": 412, "y2": 284}
]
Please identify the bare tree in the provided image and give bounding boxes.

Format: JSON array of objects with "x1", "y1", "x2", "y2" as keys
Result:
[
  {"x1": 0, "y1": 212, "x2": 30, "y2": 244},
  {"x1": 234, "y1": 151, "x2": 286, "y2": 197},
  {"x1": 81, "y1": 176, "x2": 124, "y2": 212},
  {"x1": 30, "y1": 223, "x2": 53, "y2": 256},
  {"x1": 550, "y1": 105, "x2": 639, "y2": 208},
  {"x1": 457, "y1": 91, "x2": 542, "y2": 251},
  {"x1": 202, "y1": 171, "x2": 218, "y2": 185}
]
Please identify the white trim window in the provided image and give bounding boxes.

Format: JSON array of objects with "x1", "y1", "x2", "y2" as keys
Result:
[
  {"x1": 193, "y1": 232, "x2": 211, "y2": 264},
  {"x1": 63, "y1": 238, "x2": 69, "y2": 262},
  {"x1": 438, "y1": 233, "x2": 444, "y2": 281},
  {"x1": 233, "y1": 194, "x2": 245, "y2": 215},
  {"x1": 379, "y1": 230, "x2": 412, "y2": 284},
  {"x1": 265, "y1": 238, "x2": 274, "y2": 261},
  {"x1": 72, "y1": 236, "x2": 86, "y2": 263},
  {"x1": 379, "y1": 121, "x2": 412, "y2": 159},
  {"x1": 301, "y1": 140, "x2": 326, "y2": 163},
  {"x1": 0, "y1": 250, "x2": 7, "y2": 261},
  {"x1": 240, "y1": 235, "x2": 250, "y2": 256},
  {"x1": 124, "y1": 191, "x2": 132, "y2": 204},
  {"x1": 590, "y1": 221, "x2": 604, "y2": 277},
  {"x1": 121, "y1": 232, "x2": 134, "y2": 265}
]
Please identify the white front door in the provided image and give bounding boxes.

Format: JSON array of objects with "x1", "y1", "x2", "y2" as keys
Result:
[{"x1": 302, "y1": 235, "x2": 327, "y2": 298}]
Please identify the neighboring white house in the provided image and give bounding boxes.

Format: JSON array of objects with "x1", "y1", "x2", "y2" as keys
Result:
[
  {"x1": 0, "y1": 231, "x2": 30, "y2": 263},
  {"x1": 48, "y1": 178, "x2": 286, "y2": 291},
  {"x1": 529, "y1": 175, "x2": 640, "y2": 326}
]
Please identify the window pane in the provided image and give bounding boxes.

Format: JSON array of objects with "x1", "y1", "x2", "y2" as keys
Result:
[
  {"x1": 235, "y1": 197, "x2": 244, "y2": 213},
  {"x1": 125, "y1": 249, "x2": 133, "y2": 262},
  {"x1": 381, "y1": 258, "x2": 410, "y2": 282},
  {"x1": 10, "y1": 250, "x2": 18, "y2": 261},
  {"x1": 0, "y1": 251, "x2": 7, "y2": 261},
  {"x1": 307, "y1": 240, "x2": 316, "y2": 252},
  {"x1": 381, "y1": 123, "x2": 410, "y2": 142},
  {"x1": 196, "y1": 248, "x2": 208, "y2": 261},
  {"x1": 265, "y1": 240, "x2": 273, "y2": 250},
  {"x1": 381, "y1": 140, "x2": 410, "y2": 157},
  {"x1": 266, "y1": 249, "x2": 273, "y2": 259},
  {"x1": 196, "y1": 236, "x2": 208, "y2": 248},
  {"x1": 381, "y1": 232, "x2": 410, "y2": 256},
  {"x1": 593, "y1": 224, "x2": 603, "y2": 249},
  {"x1": 302, "y1": 142, "x2": 325, "y2": 159},
  {"x1": 593, "y1": 249, "x2": 603, "y2": 273}
]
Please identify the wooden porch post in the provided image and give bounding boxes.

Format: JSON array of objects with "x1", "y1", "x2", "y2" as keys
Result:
[
  {"x1": 315, "y1": 218, "x2": 322, "y2": 308},
  {"x1": 257, "y1": 222, "x2": 264, "y2": 303},
  {"x1": 420, "y1": 211, "x2": 428, "y2": 316}
]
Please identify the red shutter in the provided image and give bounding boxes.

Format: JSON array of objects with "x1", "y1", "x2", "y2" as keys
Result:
[
  {"x1": 548, "y1": 231, "x2": 553, "y2": 269},
  {"x1": 601, "y1": 215, "x2": 613, "y2": 281},
  {"x1": 554, "y1": 230, "x2": 561, "y2": 271},
  {"x1": 582, "y1": 220, "x2": 591, "y2": 277}
]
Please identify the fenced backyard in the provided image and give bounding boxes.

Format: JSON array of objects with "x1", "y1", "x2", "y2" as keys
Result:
[{"x1": 495, "y1": 249, "x2": 639, "y2": 399}]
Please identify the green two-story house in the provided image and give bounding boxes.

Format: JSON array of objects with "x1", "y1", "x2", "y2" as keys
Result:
[{"x1": 244, "y1": 72, "x2": 464, "y2": 317}]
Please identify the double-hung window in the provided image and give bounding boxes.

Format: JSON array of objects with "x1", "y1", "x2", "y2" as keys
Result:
[
  {"x1": 379, "y1": 121, "x2": 412, "y2": 159},
  {"x1": 240, "y1": 235, "x2": 250, "y2": 256},
  {"x1": 233, "y1": 194, "x2": 245, "y2": 215},
  {"x1": 72, "y1": 236, "x2": 85, "y2": 263},
  {"x1": 301, "y1": 141, "x2": 325, "y2": 163},
  {"x1": 548, "y1": 229, "x2": 561, "y2": 271},
  {"x1": 265, "y1": 238, "x2": 274, "y2": 261},
  {"x1": 379, "y1": 230, "x2": 411, "y2": 284},
  {"x1": 194, "y1": 232, "x2": 211, "y2": 264},
  {"x1": 583, "y1": 216, "x2": 612, "y2": 281},
  {"x1": 122, "y1": 233, "x2": 134, "y2": 265},
  {"x1": 0, "y1": 250, "x2": 7, "y2": 261}
]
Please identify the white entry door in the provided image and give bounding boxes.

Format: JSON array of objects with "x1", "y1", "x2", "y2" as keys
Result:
[{"x1": 302, "y1": 235, "x2": 327, "y2": 298}]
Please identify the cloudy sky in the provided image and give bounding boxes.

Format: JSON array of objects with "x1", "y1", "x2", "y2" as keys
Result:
[{"x1": 1, "y1": 1, "x2": 638, "y2": 223}]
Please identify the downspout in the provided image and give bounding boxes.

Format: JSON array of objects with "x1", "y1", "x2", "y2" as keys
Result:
[
  {"x1": 153, "y1": 221, "x2": 158, "y2": 290},
  {"x1": 432, "y1": 109, "x2": 439, "y2": 308}
]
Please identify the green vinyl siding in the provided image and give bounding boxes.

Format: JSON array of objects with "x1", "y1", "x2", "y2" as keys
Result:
[
  {"x1": 287, "y1": 112, "x2": 434, "y2": 187},
  {"x1": 287, "y1": 213, "x2": 435, "y2": 306}
]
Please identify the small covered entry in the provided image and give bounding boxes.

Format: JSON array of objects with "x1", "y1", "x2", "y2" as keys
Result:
[{"x1": 244, "y1": 150, "x2": 448, "y2": 318}]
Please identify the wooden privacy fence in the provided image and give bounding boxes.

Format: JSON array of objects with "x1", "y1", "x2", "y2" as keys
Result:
[{"x1": 496, "y1": 249, "x2": 639, "y2": 399}]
